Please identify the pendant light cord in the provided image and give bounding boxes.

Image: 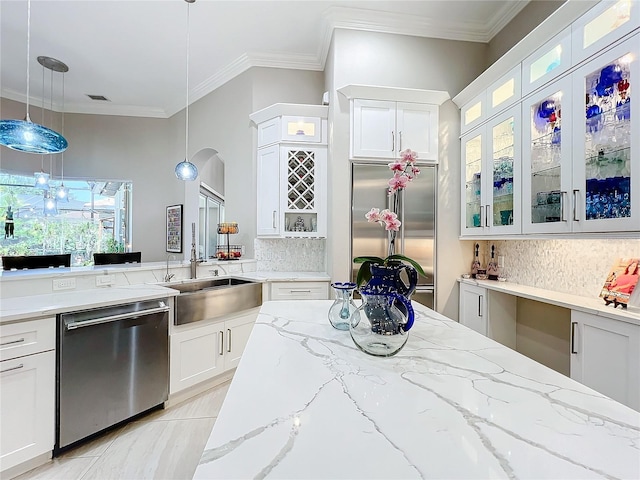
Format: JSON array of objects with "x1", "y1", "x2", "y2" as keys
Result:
[
  {"x1": 25, "y1": 0, "x2": 31, "y2": 121},
  {"x1": 185, "y1": 2, "x2": 190, "y2": 163},
  {"x1": 61, "y1": 73, "x2": 65, "y2": 182}
]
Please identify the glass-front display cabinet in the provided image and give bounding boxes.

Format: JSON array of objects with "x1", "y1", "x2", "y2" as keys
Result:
[
  {"x1": 571, "y1": 35, "x2": 639, "y2": 233},
  {"x1": 461, "y1": 105, "x2": 520, "y2": 236},
  {"x1": 522, "y1": 77, "x2": 573, "y2": 234}
]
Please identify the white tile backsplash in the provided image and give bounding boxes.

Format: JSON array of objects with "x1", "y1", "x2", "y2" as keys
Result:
[
  {"x1": 254, "y1": 238, "x2": 326, "y2": 272},
  {"x1": 488, "y1": 239, "x2": 640, "y2": 298}
]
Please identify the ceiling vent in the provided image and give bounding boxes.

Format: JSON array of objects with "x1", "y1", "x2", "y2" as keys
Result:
[{"x1": 86, "y1": 94, "x2": 110, "y2": 101}]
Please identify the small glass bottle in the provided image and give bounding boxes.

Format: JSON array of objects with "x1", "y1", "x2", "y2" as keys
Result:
[{"x1": 328, "y1": 282, "x2": 358, "y2": 330}]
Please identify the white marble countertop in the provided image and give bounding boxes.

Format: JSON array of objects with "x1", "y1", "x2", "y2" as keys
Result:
[
  {"x1": 239, "y1": 271, "x2": 330, "y2": 282},
  {"x1": 0, "y1": 284, "x2": 178, "y2": 324},
  {"x1": 459, "y1": 278, "x2": 640, "y2": 326},
  {"x1": 194, "y1": 300, "x2": 640, "y2": 480}
]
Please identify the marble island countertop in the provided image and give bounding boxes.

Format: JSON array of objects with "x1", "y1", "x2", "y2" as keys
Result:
[{"x1": 194, "y1": 300, "x2": 640, "y2": 479}]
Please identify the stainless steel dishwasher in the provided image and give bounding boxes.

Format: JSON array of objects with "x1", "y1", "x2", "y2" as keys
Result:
[{"x1": 56, "y1": 298, "x2": 170, "y2": 453}]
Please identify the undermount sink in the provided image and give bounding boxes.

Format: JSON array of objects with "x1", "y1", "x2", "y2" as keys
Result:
[
  {"x1": 170, "y1": 277, "x2": 262, "y2": 325},
  {"x1": 169, "y1": 277, "x2": 255, "y2": 294}
]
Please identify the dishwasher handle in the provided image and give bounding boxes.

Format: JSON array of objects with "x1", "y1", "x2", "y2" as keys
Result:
[{"x1": 65, "y1": 305, "x2": 170, "y2": 331}]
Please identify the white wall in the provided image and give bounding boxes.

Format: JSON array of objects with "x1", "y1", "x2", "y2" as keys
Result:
[{"x1": 325, "y1": 29, "x2": 488, "y2": 320}]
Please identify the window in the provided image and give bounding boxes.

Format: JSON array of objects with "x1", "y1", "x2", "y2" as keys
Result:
[
  {"x1": 0, "y1": 172, "x2": 132, "y2": 266},
  {"x1": 198, "y1": 185, "x2": 224, "y2": 259}
]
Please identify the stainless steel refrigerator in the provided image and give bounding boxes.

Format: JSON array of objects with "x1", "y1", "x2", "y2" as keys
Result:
[{"x1": 351, "y1": 162, "x2": 436, "y2": 309}]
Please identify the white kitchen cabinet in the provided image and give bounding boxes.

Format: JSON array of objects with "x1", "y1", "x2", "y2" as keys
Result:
[
  {"x1": 0, "y1": 318, "x2": 55, "y2": 476},
  {"x1": 459, "y1": 283, "x2": 487, "y2": 335},
  {"x1": 256, "y1": 144, "x2": 280, "y2": 236},
  {"x1": 570, "y1": 310, "x2": 640, "y2": 411},
  {"x1": 522, "y1": 27, "x2": 572, "y2": 96},
  {"x1": 461, "y1": 105, "x2": 521, "y2": 237},
  {"x1": 522, "y1": 76, "x2": 573, "y2": 234},
  {"x1": 571, "y1": 0, "x2": 639, "y2": 65},
  {"x1": 460, "y1": 92, "x2": 487, "y2": 135},
  {"x1": 268, "y1": 281, "x2": 329, "y2": 301},
  {"x1": 256, "y1": 145, "x2": 327, "y2": 239},
  {"x1": 570, "y1": 35, "x2": 640, "y2": 233},
  {"x1": 351, "y1": 99, "x2": 439, "y2": 161},
  {"x1": 486, "y1": 65, "x2": 522, "y2": 118},
  {"x1": 170, "y1": 308, "x2": 258, "y2": 394},
  {"x1": 252, "y1": 104, "x2": 328, "y2": 239}
]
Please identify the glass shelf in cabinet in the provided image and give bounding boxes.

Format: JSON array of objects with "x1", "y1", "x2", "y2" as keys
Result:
[
  {"x1": 492, "y1": 145, "x2": 514, "y2": 157},
  {"x1": 532, "y1": 164, "x2": 561, "y2": 177}
]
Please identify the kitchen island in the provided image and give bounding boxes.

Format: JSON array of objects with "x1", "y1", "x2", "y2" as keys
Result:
[{"x1": 194, "y1": 300, "x2": 640, "y2": 479}]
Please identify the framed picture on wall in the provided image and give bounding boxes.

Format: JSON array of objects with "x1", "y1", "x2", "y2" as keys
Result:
[{"x1": 166, "y1": 204, "x2": 183, "y2": 253}]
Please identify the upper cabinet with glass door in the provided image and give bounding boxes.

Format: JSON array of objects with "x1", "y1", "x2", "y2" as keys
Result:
[
  {"x1": 522, "y1": 27, "x2": 572, "y2": 96},
  {"x1": 461, "y1": 105, "x2": 521, "y2": 237},
  {"x1": 522, "y1": 77, "x2": 573, "y2": 234},
  {"x1": 572, "y1": 0, "x2": 639, "y2": 64},
  {"x1": 571, "y1": 35, "x2": 639, "y2": 233}
]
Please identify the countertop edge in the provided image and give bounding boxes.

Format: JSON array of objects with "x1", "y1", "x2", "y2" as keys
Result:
[{"x1": 458, "y1": 278, "x2": 640, "y2": 325}]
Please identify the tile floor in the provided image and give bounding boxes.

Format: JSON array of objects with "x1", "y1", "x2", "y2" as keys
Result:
[{"x1": 16, "y1": 381, "x2": 231, "y2": 480}]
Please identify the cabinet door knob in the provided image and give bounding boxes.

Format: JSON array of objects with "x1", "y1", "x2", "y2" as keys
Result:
[
  {"x1": 561, "y1": 191, "x2": 568, "y2": 222},
  {"x1": 571, "y1": 321, "x2": 578, "y2": 354},
  {"x1": 219, "y1": 331, "x2": 224, "y2": 356},
  {"x1": 391, "y1": 131, "x2": 395, "y2": 152},
  {"x1": 399, "y1": 131, "x2": 403, "y2": 151},
  {"x1": 272, "y1": 211, "x2": 277, "y2": 229},
  {"x1": 227, "y1": 328, "x2": 232, "y2": 353},
  {"x1": 478, "y1": 296, "x2": 483, "y2": 317},
  {"x1": 572, "y1": 189, "x2": 580, "y2": 222}
]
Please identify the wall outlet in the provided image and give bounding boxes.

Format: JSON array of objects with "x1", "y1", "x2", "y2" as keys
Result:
[
  {"x1": 96, "y1": 274, "x2": 115, "y2": 287},
  {"x1": 498, "y1": 255, "x2": 505, "y2": 268},
  {"x1": 53, "y1": 277, "x2": 76, "y2": 291}
]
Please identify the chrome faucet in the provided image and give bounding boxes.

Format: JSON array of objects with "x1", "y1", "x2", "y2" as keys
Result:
[
  {"x1": 165, "y1": 254, "x2": 176, "y2": 282},
  {"x1": 190, "y1": 238, "x2": 203, "y2": 279}
]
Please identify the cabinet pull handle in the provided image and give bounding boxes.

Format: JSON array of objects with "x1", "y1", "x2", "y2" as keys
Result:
[
  {"x1": 560, "y1": 191, "x2": 567, "y2": 222},
  {"x1": 571, "y1": 322, "x2": 577, "y2": 354},
  {"x1": 485, "y1": 204, "x2": 491, "y2": 227},
  {"x1": 290, "y1": 289, "x2": 312, "y2": 293},
  {"x1": 478, "y1": 296, "x2": 483, "y2": 317},
  {"x1": 219, "y1": 331, "x2": 224, "y2": 355},
  {"x1": 1, "y1": 337, "x2": 25, "y2": 346},
  {"x1": 572, "y1": 189, "x2": 579, "y2": 222},
  {"x1": 227, "y1": 328, "x2": 231, "y2": 353},
  {"x1": 1, "y1": 363, "x2": 24, "y2": 374},
  {"x1": 399, "y1": 131, "x2": 402, "y2": 151},
  {"x1": 391, "y1": 131, "x2": 395, "y2": 152},
  {"x1": 479, "y1": 205, "x2": 484, "y2": 228},
  {"x1": 272, "y1": 211, "x2": 277, "y2": 229}
]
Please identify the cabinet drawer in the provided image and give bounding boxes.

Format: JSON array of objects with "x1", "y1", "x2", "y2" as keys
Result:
[
  {"x1": 0, "y1": 317, "x2": 55, "y2": 362},
  {"x1": 270, "y1": 281, "x2": 329, "y2": 300}
]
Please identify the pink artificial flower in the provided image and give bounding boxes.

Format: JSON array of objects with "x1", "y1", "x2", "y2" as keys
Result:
[
  {"x1": 388, "y1": 174, "x2": 409, "y2": 192},
  {"x1": 365, "y1": 207, "x2": 381, "y2": 223},
  {"x1": 380, "y1": 209, "x2": 397, "y2": 223},
  {"x1": 384, "y1": 217, "x2": 401, "y2": 231},
  {"x1": 400, "y1": 149, "x2": 418, "y2": 163},
  {"x1": 411, "y1": 166, "x2": 421, "y2": 177},
  {"x1": 388, "y1": 161, "x2": 405, "y2": 173}
]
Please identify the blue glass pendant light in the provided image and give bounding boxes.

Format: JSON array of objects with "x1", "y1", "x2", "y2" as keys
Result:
[
  {"x1": 175, "y1": 0, "x2": 198, "y2": 181},
  {"x1": 0, "y1": 0, "x2": 68, "y2": 154}
]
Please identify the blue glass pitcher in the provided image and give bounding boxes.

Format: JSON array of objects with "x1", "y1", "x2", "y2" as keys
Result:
[
  {"x1": 365, "y1": 263, "x2": 418, "y2": 298},
  {"x1": 349, "y1": 287, "x2": 415, "y2": 357}
]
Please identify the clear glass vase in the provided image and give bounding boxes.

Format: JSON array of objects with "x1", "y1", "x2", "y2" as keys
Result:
[{"x1": 328, "y1": 282, "x2": 358, "y2": 330}]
